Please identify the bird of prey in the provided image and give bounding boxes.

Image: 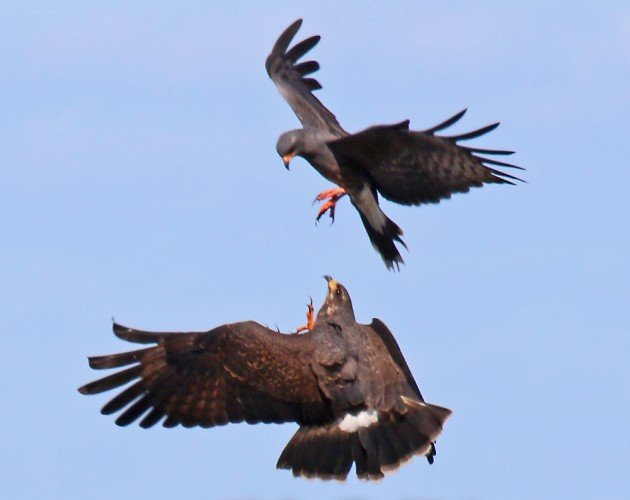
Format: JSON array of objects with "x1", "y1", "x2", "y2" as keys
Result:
[
  {"x1": 78, "y1": 277, "x2": 451, "y2": 480},
  {"x1": 266, "y1": 19, "x2": 523, "y2": 270}
]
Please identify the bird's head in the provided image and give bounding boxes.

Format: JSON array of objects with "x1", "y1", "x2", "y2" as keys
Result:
[
  {"x1": 317, "y1": 275, "x2": 356, "y2": 324},
  {"x1": 276, "y1": 130, "x2": 305, "y2": 170}
]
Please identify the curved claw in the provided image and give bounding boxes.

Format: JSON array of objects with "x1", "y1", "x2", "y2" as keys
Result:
[
  {"x1": 295, "y1": 297, "x2": 315, "y2": 333},
  {"x1": 315, "y1": 200, "x2": 337, "y2": 224},
  {"x1": 313, "y1": 187, "x2": 347, "y2": 225}
]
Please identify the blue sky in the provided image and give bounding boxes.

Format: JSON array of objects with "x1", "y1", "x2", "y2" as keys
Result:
[{"x1": 2, "y1": 2, "x2": 629, "y2": 499}]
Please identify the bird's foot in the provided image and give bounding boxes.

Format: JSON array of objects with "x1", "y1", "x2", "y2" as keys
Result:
[
  {"x1": 313, "y1": 187, "x2": 347, "y2": 223},
  {"x1": 295, "y1": 298, "x2": 315, "y2": 333}
]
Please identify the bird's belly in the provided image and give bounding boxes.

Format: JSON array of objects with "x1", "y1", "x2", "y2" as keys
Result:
[
  {"x1": 314, "y1": 165, "x2": 343, "y2": 186},
  {"x1": 308, "y1": 150, "x2": 344, "y2": 186}
]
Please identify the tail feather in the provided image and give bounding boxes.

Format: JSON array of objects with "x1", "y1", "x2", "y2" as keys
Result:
[
  {"x1": 357, "y1": 427, "x2": 386, "y2": 480},
  {"x1": 305, "y1": 428, "x2": 329, "y2": 476},
  {"x1": 280, "y1": 427, "x2": 306, "y2": 473},
  {"x1": 333, "y1": 432, "x2": 353, "y2": 477},
  {"x1": 277, "y1": 427, "x2": 353, "y2": 480},
  {"x1": 277, "y1": 399, "x2": 451, "y2": 480},
  {"x1": 378, "y1": 421, "x2": 412, "y2": 465},
  {"x1": 357, "y1": 210, "x2": 406, "y2": 271},
  {"x1": 350, "y1": 185, "x2": 406, "y2": 271},
  {"x1": 373, "y1": 427, "x2": 400, "y2": 470},
  {"x1": 315, "y1": 428, "x2": 339, "y2": 478},
  {"x1": 349, "y1": 432, "x2": 370, "y2": 479}
]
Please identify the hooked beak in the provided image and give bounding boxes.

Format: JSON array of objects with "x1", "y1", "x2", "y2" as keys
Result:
[
  {"x1": 323, "y1": 275, "x2": 337, "y2": 293},
  {"x1": 282, "y1": 153, "x2": 295, "y2": 170}
]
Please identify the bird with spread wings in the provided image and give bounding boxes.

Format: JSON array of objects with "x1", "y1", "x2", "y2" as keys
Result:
[
  {"x1": 266, "y1": 19, "x2": 523, "y2": 270},
  {"x1": 78, "y1": 277, "x2": 451, "y2": 480}
]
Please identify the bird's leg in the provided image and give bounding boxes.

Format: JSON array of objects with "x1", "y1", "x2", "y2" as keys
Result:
[
  {"x1": 295, "y1": 298, "x2": 315, "y2": 333},
  {"x1": 314, "y1": 187, "x2": 347, "y2": 223}
]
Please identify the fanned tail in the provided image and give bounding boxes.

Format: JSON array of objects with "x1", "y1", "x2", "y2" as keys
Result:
[{"x1": 277, "y1": 398, "x2": 451, "y2": 480}]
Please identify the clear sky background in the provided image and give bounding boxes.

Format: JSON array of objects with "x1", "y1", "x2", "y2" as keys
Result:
[{"x1": 2, "y1": 2, "x2": 629, "y2": 499}]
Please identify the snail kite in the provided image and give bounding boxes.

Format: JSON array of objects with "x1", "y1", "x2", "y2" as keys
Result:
[
  {"x1": 266, "y1": 19, "x2": 524, "y2": 270},
  {"x1": 78, "y1": 277, "x2": 451, "y2": 480}
]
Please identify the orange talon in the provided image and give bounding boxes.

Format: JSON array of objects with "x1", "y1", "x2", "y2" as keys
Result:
[
  {"x1": 314, "y1": 187, "x2": 347, "y2": 223},
  {"x1": 295, "y1": 298, "x2": 315, "y2": 333},
  {"x1": 316, "y1": 199, "x2": 337, "y2": 222},
  {"x1": 314, "y1": 187, "x2": 346, "y2": 202}
]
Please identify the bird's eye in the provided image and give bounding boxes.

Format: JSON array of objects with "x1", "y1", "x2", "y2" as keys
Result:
[{"x1": 335, "y1": 288, "x2": 341, "y2": 296}]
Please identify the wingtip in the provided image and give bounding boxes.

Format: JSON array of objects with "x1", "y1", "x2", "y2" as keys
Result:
[
  {"x1": 286, "y1": 18, "x2": 303, "y2": 38},
  {"x1": 112, "y1": 322, "x2": 141, "y2": 342},
  {"x1": 286, "y1": 18, "x2": 304, "y2": 35},
  {"x1": 465, "y1": 147, "x2": 515, "y2": 156},
  {"x1": 273, "y1": 18, "x2": 304, "y2": 54},
  {"x1": 480, "y1": 157, "x2": 525, "y2": 171},
  {"x1": 112, "y1": 322, "x2": 126, "y2": 336},
  {"x1": 454, "y1": 108, "x2": 468, "y2": 120},
  {"x1": 87, "y1": 357, "x2": 101, "y2": 369},
  {"x1": 447, "y1": 121, "x2": 501, "y2": 142},
  {"x1": 486, "y1": 121, "x2": 500, "y2": 132},
  {"x1": 422, "y1": 108, "x2": 467, "y2": 135}
]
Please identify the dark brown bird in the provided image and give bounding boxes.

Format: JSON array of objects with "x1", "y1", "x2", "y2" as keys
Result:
[
  {"x1": 78, "y1": 277, "x2": 451, "y2": 480},
  {"x1": 266, "y1": 19, "x2": 523, "y2": 270}
]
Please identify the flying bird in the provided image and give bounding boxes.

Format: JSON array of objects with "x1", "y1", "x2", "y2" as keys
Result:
[
  {"x1": 78, "y1": 277, "x2": 451, "y2": 480},
  {"x1": 266, "y1": 19, "x2": 523, "y2": 270}
]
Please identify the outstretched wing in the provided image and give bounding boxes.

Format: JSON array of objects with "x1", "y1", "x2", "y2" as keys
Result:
[
  {"x1": 266, "y1": 19, "x2": 345, "y2": 136},
  {"x1": 78, "y1": 322, "x2": 330, "y2": 428},
  {"x1": 328, "y1": 109, "x2": 524, "y2": 205}
]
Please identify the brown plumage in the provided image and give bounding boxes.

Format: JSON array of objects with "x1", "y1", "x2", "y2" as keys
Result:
[
  {"x1": 267, "y1": 19, "x2": 523, "y2": 270},
  {"x1": 79, "y1": 277, "x2": 451, "y2": 480}
]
